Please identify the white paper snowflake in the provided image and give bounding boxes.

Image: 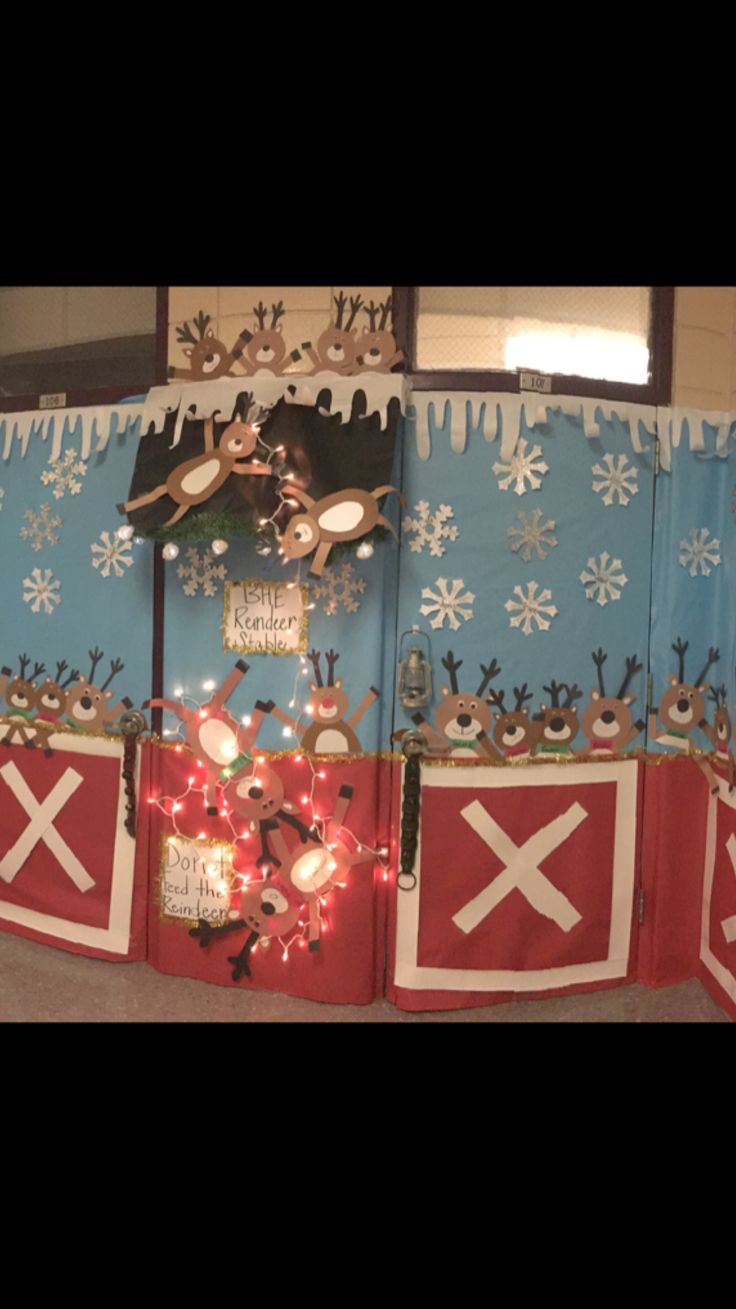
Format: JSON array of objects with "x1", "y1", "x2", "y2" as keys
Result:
[
  {"x1": 591, "y1": 453, "x2": 639, "y2": 507},
  {"x1": 311, "y1": 563, "x2": 366, "y2": 616},
  {"x1": 493, "y1": 438, "x2": 549, "y2": 496},
  {"x1": 19, "y1": 503, "x2": 62, "y2": 552},
  {"x1": 177, "y1": 547, "x2": 228, "y2": 597},
  {"x1": 23, "y1": 568, "x2": 61, "y2": 615},
  {"x1": 678, "y1": 528, "x2": 721, "y2": 577},
  {"x1": 419, "y1": 577, "x2": 475, "y2": 631},
  {"x1": 402, "y1": 501, "x2": 459, "y2": 557},
  {"x1": 505, "y1": 581, "x2": 558, "y2": 635},
  {"x1": 40, "y1": 448, "x2": 87, "y2": 500},
  {"x1": 580, "y1": 552, "x2": 628, "y2": 606},
  {"x1": 91, "y1": 530, "x2": 134, "y2": 579},
  {"x1": 507, "y1": 508, "x2": 557, "y2": 562}
]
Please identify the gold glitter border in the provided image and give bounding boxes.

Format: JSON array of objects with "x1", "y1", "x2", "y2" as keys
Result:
[
  {"x1": 221, "y1": 578, "x2": 309, "y2": 657},
  {"x1": 157, "y1": 832, "x2": 238, "y2": 929}
]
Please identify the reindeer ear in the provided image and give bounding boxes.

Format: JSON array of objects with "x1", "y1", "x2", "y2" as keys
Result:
[
  {"x1": 205, "y1": 328, "x2": 215, "y2": 339},
  {"x1": 698, "y1": 683, "x2": 711, "y2": 693},
  {"x1": 493, "y1": 712, "x2": 501, "y2": 722},
  {"x1": 282, "y1": 800, "x2": 298, "y2": 814},
  {"x1": 105, "y1": 691, "x2": 112, "y2": 700},
  {"x1": 309, "y1": 682, "x2": 317, "y2": 693},
  {"x1": 623, "y1": 694, "x2": 635, "y2": 706},
  {"x1": 591, "y1": 689, "x2": 600, "y2": 701},
  {"x1": 334, "y1": 678, "x2": 343, "y2": 690},
  {"x1": 440, "y1": 685, "x2": 450, "y2": 699},
  {"x1": 276, "y1": 323, "x2": 283, "y2": 334},
  {"x1": 669, "y1": 674, "x2": 679, "y2": 687},
  {"x1": 183, "y1": 348, "x2": 193, "y2": 359},
  {"x1": 522, "y1": 709, "x2": 529, "y2": 717}
]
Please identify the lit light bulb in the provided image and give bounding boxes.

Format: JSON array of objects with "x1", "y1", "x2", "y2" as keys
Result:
[
  {"x1": 241, "y1": 715, "x2": 251, "y2": 726},
  {"x1": 356, "y1": 541, "x2": 374, "y2": 560},
  {"x1": 174, "y1": 686, "x2": 184, "y2": 698},
  {"x1": 282, "y1": 727, "x2": 293, "y2": 738},
  {"x1": 202, "y1": 679, "x2": 216, "y2": 692},
  {"x1": 255, "y1": 539, "x2": 272, "y2": 558},
  {"x1": 211, "y1": 538, "x2": 228, "y2": 556},
  {"x1": 117, "y1": 525, "x2": 134, "y2": 542},
  {"x1": 133, "y1": 536, "x2": 145, "y2": 545},
  {"x1": 162, "y1": 542, "x2": 180, "y2": 561}
]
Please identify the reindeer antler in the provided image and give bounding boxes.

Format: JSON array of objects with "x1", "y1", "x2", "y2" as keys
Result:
[
  {"x1": 363, "y1": 299, "x2": 379, "y2": 332},
  {"x1": 54, "y1": 660, "x2": 68, "y2": 682},
  {"x1": 592, "y1": 648, "x2": 607, "y2": 696},
  {"x1": 175, "y1": 320, "x2": 199, "y2": 346},
  {"x1": 325, "y1": 649, "x2": 340, "y2": 687},
  {"x1": 308, "y1": 649, "x2": 323, "y2": 688},
  {"x1": 253, "y1": 301, "x2": 268, "y2": 331},
  {"x1": 31, "y1": 661, "x2": 46, "y2": 682},
  {"x1": 709, "y1": 684, "x2": 727, "y2": 708},
  {"x1": 672, "y1": 637, "x2": 689, "y2": 684},
  {"x1": 563, "y1": 683, "x2": 584, "y2": 709},
  {"x1": 542, "y1": 680, "x2": 562, "y2": 708},
  {"x1": 62, "y1": 667, "x2": 80, "y2": 689},
  {"x1": 271, "y1": 301, "x2": 285, "y2": 329},
  {"x1": 345, "y1": 295, "x2": 364, "y2": 331},
  {"x1": 488, "y1": 687, "x2": 506, "y2": 712},
  {"x1": 514, "y1": 684, "x2": 534, "y2": 712},
  {"x1": 616, "y1": 654, "x2": 643, "y2": 701},
  {"x1": 441, "y1": 650, "x2": 463, "y2": 695},
  {"x1": 379, "y1": 295, "x2": 393, "y2": 332},
  {"x1": 477, "y1": 658, "x2": 501, "y2": 699},
  {"x1": 333, "y1": 291, "x2": 347, "y2": 330},
  {"x1": 695, "y1": 647, "x2": 720, "y2": 688},
  {"x1": 87, "y1": 646, "x2": 104, "y2": 683},
  {"x1": 100, "y1": 657, "x2": 124, "y2": 692},
  {"x1": 18, "y1": 654, "x2": 30, "y2": 678}
]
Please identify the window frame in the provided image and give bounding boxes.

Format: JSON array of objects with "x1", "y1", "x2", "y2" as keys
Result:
[
  {"x1": 0, "y1": 287, "x2": 169, "y2": 414},
  {"x1": 391, "y1": 285, "x2": 674, "y2": 406}
]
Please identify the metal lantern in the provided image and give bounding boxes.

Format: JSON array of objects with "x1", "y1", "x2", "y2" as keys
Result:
[{"x1": 398, "y1": 629, "x2": 432, "y2": 710}]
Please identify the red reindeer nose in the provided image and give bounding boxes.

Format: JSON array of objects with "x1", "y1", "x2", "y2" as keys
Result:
[{"x1": 321, "y1": 698, "x2": 335, "y2": 709}]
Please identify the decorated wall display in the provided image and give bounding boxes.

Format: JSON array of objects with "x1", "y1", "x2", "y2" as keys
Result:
[{"x1": 222, "y1": 578, "x2": 308, "y2": 655}]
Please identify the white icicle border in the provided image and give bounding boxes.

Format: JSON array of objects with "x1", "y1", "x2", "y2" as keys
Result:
[
  {"x1": 141, "y1": 373, "x2": 409, "y2": 450},
  {"x1": 1, "y1": 404, "x2": 144, "y2": 466},
  {"x1": 408, "y1": 391, "x2": 736, "y2": 471}
]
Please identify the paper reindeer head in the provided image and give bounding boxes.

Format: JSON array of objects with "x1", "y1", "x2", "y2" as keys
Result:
[
  {"x1": 118, "y1": 404, "x2": 274, "y2": 530},
  {"x1": 487, "y1": 683, "x2": 539, "y2": 761},
  {"x1": 168, "y1": 311, "x2": 249, "y2": 382},
  {"x1": 580, "y1": 650, "x2": 645, "y2": 756},
  {"x1": 0, "y1": 655, "x2": 46, "y2": 749},
  {"x1": 533, "y1": 680, "x2": 583, "y2": 757},
  {"x1": 411, "y1": 651, "x2": 501, "y2": 758},
  {"x1": 301, "y1": 291, "x2": 364, "y2": 375},
  {"x1": 266, "y1": 648, "x2": 379, "y2": 754},
  {"x1": 65, "y1": 648, "x2": 133, "y2": 734},
  {"x1": 354, "y1": 296, "x2": 405, "y2": 373},
  {"x1": 190, "y1": 874, "x2": 301, "y2": 981},
  {"x1": 650, "y1": 638, "x2": 719, "y2": 750},
  {"x1": 277, "y1": 482, "x2": 400, "y2": 575},
  {"x1": 223, "y1": 758, "x2": 316, "y2": 869},
  {"x1": 237, "y1": 301, "x2": 302, "y2": 376}
]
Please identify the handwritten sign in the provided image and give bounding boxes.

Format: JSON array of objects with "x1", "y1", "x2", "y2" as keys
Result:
[
  {"x1": 159, "y1": 836, "x2": 235, "y2": 926},
  {"x1": 222, "y1": 578, "x2": 308, "y2": 656}
]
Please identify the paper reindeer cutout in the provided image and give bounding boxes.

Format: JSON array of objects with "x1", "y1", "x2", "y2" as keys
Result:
[
  {"x1": 697, "y1": 684, "x2": 734, "y2": 793},
  {"x1": 410, "y1": 651, "x2": 501, "y2": 758},
  {"x1": 237, "y1": 301, "x2": 302, "y2": 375},
  {"x1": 0, "y1": 656, "x2": 47, "y2": 749},
  {"x1": 267, "y1": 649, "x2": 379, "y2": 753},
  {"x1": 223, "y1": 759, "x2": 317, "y2": 868},
  {"x1": 648, "y1": 638, "x2": 719, "y2": 753},
  {"x1": 354, "y1": 296, "x2": 405, "y2": 373},
  {"x1": 144, "y1": 662, "x2": 273, "y2": 815},
  {"x1": 27, "y1": 661, "x2": 81, "y2": 755},
  {"x1": 486, "y1": 683, "x2": 540, "y2": 762},
  {"x1": 260, "y1": 783, "x2": 372, "y2": 951},
  {"x1": 578, "y1": 650, "x2": 645, "y2": 758},
  {"x1": 118, "y1": 408, "x2": 273, "y2": 529},
  {"x1": 65, "y1": 649, "x2": 133, "y2": 733},
  {"x1": 190, "y1": 875, "x2": 301, "y2": 981},
  {"x1": 302, "y1": 291, "x2": 364, "y2": 375},
  {"x1": 532, "y1": 680, "x2": 583, "y2": 759},
  {"x1": 278, "y1": 481, "x2": 401, "y2": 576},
  {"x1": 168, "y1": 311, "x2": 249, "y2": 382}
]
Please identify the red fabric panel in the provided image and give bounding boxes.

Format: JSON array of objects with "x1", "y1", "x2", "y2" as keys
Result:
[
  {"x1": 0, "y1": 736, "x2": 150, "y2": 962},
  {"x1": 697, "y1": 792, "x2": 736, "y2": 1019},
  {"x1": 637, "y1": 757, "x2": 709, "y2": 988},
  {"x1": 146, "y1": 743, "x2": 389, "y2": 1004}
]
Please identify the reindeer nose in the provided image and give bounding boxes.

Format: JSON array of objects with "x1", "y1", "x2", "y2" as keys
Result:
[
  {"x1": 261, "y1": 902, "x2": 276, "y2": 916},
  {"x1": 322, "y1": 698, "x2": 334, "y2": 709},
  {"x1": 550, "y1": 716, "x2": 565, "y2": 732},
  {"x1": 601, "y1": 710, "x2": 616, "y2": 725},
  {"x1": 369, "y1": 347, "x2": 380, "y2": 357},
  {"x1": 506, "y1": 724, "x2": 518, "y2": 737},
  {"x1": 457, "y1": 714, "x2": 472, "y2": 727},
  {"x1": 81, "y1": 695, "x2": 92, "y2": 710},
  {"x1": 677, "y1": 697, "x2": 689, "y2": 713},
  {"x1": 248, "y1": 787, "x2": 263, "y2": 800}
]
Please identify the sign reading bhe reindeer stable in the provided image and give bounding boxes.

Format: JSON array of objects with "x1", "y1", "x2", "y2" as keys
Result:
[{"x1": 222, "y1": 578, "x2": 308, "y2": 656}]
